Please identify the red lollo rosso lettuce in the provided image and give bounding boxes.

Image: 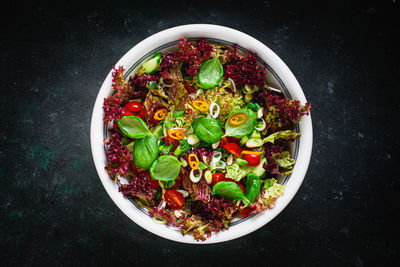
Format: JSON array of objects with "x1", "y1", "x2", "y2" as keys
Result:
[
  {"x1": 224, "y1": 45, "x2": 267, "y2": 89},
  {"x1": 119, "y1": 171, "x2": 155, "y2": 201},
  {"x1": 177, "y1": 38, "x2": 213, "y2": 76},
  {"x1": 104, "y1": 128, "x2": 133, "y2": 180},
  {"x1": 257, "y1": 88, "x2": 311, "y2": 133}
]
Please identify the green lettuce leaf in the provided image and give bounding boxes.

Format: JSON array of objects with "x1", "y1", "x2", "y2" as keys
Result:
[{"x1": 262, "y1": 130, "x2": 301, "y2": 144}]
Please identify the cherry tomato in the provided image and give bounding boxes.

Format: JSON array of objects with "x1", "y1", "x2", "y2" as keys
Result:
[
  {"x1": 164, "y1": 189, "x2": 185, "y2": 210},
  {"x1": 164, "y1": 135, "x2": 180, "y2": 151},
  {"x1": 121, "y1": 111, "x2": 134, "y2": 117},
  {"x1": 240, "y1": 206, "x2": 255, "y2": 218},
  {"x1": 224, "y1": 143, "x2": 242, "y2": 157},
  {"x1": 211, "y1": 173, "x2": 226, "y2": 187},
  {"x1": 124, "y1": 101, "x2": 143, "y2": 112},
  {"x1": 171, "y1": 175, "x2": 182, "y2": 189},
  {"x1": 242, "y1": 153, "x2": 261, "y2": 166},
  {"x1": 183, "y1": 80, "x2": 195, "y2": 94},
  {"x1": 138, "y1": 109, "x2": 147, "y2": 117}
]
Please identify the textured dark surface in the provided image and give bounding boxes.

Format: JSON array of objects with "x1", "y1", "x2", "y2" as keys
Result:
[{"x1": 1, "y1": 1, "x2": 399, "y2": 266}]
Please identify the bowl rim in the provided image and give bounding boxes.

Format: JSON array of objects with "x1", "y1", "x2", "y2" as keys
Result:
[{"x1": 90, "y1": 24, "x2": 313, "y2": 244}]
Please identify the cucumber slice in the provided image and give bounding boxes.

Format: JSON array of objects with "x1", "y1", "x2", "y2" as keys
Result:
[
  {"x1": 246, "y1": 138, "x2": 263, "y2": 148},
  {"x1": 142, "y1": 52, "x2": 162, "y2": 74}
]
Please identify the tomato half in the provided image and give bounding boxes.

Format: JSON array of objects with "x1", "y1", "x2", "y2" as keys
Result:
[
  {"x1": 124, "y1": 101, "x2": 143, "y2": 112},
  {"x1": 224, "y1": 143, "x2": 242, "y2": 157},
  {"x1": 121, "y1": 111, "x2": 134, "y2": 117},
  {"x1": 240, "y1": 206, "x2": 255, "y2": 218},
  {"x1": 211, "y1": 173, "x2": 226, "y2": 187},
  {"x1": 164, "y1": 189, "x2": 185, "y2": 209},
  {"x1": 242, "y1": 153, "x2": 261, "y2": 166}
]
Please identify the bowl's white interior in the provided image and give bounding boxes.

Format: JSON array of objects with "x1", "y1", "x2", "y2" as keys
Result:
[{"x1": 90, "y1": 24, "x2": 313, "y2": 244}]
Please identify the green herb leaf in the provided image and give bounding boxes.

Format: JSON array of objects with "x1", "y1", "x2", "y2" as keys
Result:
[
  {"x1": 150, "y1": 155, "x2": 181, "y2": 181},
  {"x1": 118, "y1": 116, "x2": 151, "y2": 139},
  {"x1": 193, "y1": 117, "x2": 223, "y2": 144},
  {"x1": 245, "y1": 173, "x2": 262, "y2": 203},
  {"x1": 212, "y1": 181, "x2": 246, "y2": 200},
  {"x1": 173, "y1": 110, "x2": 185, "y2": 118},
  {"x1": 197, "y1": 55, "x2": 224, "y2": 89},
  {"x1": 133, "y1": 135, "x2": 159, "y2": 169},
  {"x1": 224, "y1": 109, "x2": 257, "y2": 138}
]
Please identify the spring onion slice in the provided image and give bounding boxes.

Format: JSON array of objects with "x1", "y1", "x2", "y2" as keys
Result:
[{"x1": 210, "y1": 102, "x2": 220, "y2": 119}]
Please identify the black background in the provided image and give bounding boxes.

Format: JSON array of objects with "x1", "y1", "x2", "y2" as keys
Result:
[{"x1": 1, "y1": 0, "x2": 399, "y2": 266}]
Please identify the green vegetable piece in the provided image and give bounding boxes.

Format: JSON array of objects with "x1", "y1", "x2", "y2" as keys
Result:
[
  {"x1": 263, "y1": 178, "x2": 276, "y2": 189},
  {"x1": 150, "y1": 155, "x2": 181, "y2": 181},
  {"x1": 146, "y1": 81, "x2": 158, "y2": 89},
  {"x1": 239, "y1": 136, "x2": 249, "y2": 146},
  {"x1": 118, "y1": 116, "x2": 151, "y2": 139},
  {"x1": 142, "y1": 52, "x2": 162, "y2": 74},
  {"x1": 133, "y1": 135, "x2": 159, "y2": 169},
  {"x1": 162, "y1": 180, "x2": 176, "y2": 189},
  {"x1": 199, "y1": 161, "x2": 208, "y2": 171},
  {"x1": 197, "y1": 55, "x2": 224, "y2": 89},
  {"x1": 173, "y1": 140, "x2": 191, "y2": 156},
  {"x1": 162, "y1": 144, "x2": 173, "y2": 155},
  {"x1": 151, "y1": 125, "x2": 163, "y2": 138},
  {"x1": 262, "y1": 130, "x2": 301, "y2": 144},
  {"x1": 193, "y1": 117, "x2": 223, "y2": 144},
  {"x1": 236, "y1": 158, "x2": 248, "y2": 167},
  {"x1": 212, "y1": 181, "x2": 247, "y2": 200},
  {"x1": 173, "y1": 110, "x2": 185, "y2": 118},
  {"x1": 224, "y1": 109, "x2": 257, "y2": 138},
  {"x1": 164, "y1": 120, "x2": 175, "y2": 130},
  {"x1": 245, "y1": 173, "x2": 262, "y2": 203}
]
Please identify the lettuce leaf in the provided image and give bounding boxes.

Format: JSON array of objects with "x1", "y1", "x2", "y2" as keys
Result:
[
  {"x1": 205, "y1": 86, "x2": 244, "y2": 123},
  {"x1": 263, "y1": 130, "x2": 301, "y2": 144}
]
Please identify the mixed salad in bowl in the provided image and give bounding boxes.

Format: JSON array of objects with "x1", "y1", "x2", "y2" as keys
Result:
[{"x1": 102, "y1": 38, "x2": 310, "y2": 241}]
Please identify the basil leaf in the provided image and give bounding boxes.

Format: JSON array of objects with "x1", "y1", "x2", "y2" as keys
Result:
[
  {"x1": 150, "y1": 155, "x2": 181, "y2": 181},
  {"x1": 133, "y1": 135, "x2": 159, "y2": 169},
  {"x1": 212, "y1": 181, "x2": 246, "y2": 200},
  {"x1": 224, "y1": 109, "x2": 257, "y2": 138},
  {"x1": 193, "y1": 117, "x2": 223, "y2": 144},
  {"x1": 197, "y1": 55, "x2": 224, "y2": 89},
  {"x1": 245, "y1": 173, "x2": 262, "y2": 203},
  {"x1": 118, "y1": 116, "x2": 151, "y2": 139}
]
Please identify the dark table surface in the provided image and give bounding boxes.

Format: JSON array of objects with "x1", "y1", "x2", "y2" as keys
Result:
[{"x1": 1, "y1": 1, "x2": 399, "y2": 266}]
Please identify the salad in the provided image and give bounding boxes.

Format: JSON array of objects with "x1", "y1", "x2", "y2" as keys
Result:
[{"x1": 103, "y1": 38, "x2": 311, "y2": 241}]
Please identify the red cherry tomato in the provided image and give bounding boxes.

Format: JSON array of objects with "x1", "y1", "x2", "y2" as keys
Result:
[
  {"x1": 124, "y1": 101, "x2": 143, "y2": 112},
  {"x1": 183, "y1": 80, "x2": 196, "y2": 94},
  {"x1": 121, "y1": 111, "x2": 134, "y2": 117},
  {"x1": 224, "y1": 143, "x2": 242, "y2": 157},
  {"x1": 138, "y1": 109, "x2": 147, "y2": 117},
  {"x1": 171, "y1": 175, "x2": 182, "y2": 189},
  {"x1": 164, "y1": 189, "x2": 185, "y2": 210},
  {"x1": 240, "y1": 206, "x2": 255, "y2": 218},
  {"x1": 242, "y1": 153, "x2": 261, "y2": 166},
  {"x1": 164, "y1": 135, "x2": 180, "y2": 151},
  {"x1": 211, "y1": 173, "x2": 226, "y2": 187}
]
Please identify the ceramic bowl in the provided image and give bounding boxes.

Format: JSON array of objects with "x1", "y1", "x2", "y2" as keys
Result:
[{"x1": 90, "y1": 24, "x2": 313, "y2": 244}]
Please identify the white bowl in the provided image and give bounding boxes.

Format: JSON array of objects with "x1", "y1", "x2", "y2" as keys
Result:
[{"x1": 90, "y1": 24, "x2": 313, "y2": 244}]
